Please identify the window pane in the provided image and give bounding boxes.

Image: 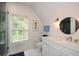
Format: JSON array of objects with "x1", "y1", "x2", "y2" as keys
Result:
[
  {"x1": 11, "y1": 15, "x2": 28, "y2": 42},
  {"x1": 12, "y1": 30, "x2": 28, "y2": 42},
  {"x1": 12, "y1": 15, "x2": 28, "y2": 30}
]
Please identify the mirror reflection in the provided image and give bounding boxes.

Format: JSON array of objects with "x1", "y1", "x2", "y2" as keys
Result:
[{"x1": 60, "y1": 17, "x2": 79, "y2": 34}]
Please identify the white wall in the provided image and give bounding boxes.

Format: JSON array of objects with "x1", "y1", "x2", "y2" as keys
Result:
[
  {"x1": 32, "y1": 2, "x2": 79, "y2": 42},
  {"x1": 7, "y1": 2, "x2": 79, "y2": 55},
  {"x1": 7, "y1": 3, "x2": 42, "y2": 55}
]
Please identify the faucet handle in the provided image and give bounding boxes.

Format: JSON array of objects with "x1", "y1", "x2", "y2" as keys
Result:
[
  {"x1": 66, "y1": 37, "x2": 72, "y2": 41},
  {"x1": 74, "y1": 40, "x2": 78, "y2": 42},
  {"x1": 74, "y1": 39, "x2": 79, "y2": 44}
]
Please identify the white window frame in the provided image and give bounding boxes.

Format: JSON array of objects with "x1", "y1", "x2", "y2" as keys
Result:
[{"x1": 8, "y1": 13, "x2": 28, "y2": 43}]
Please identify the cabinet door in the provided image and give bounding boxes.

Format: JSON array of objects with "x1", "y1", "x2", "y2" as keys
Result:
[
  {"x1": 50, "y1": 42, "x2": 79, "y2": 56},
  {"x1": 42, "y1": 44, "x2": 65, "y2": 56}
]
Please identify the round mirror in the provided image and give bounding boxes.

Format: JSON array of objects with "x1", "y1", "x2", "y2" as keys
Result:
[{"x1": 60, "y1": 17, "x2": 79, "y2": 34}]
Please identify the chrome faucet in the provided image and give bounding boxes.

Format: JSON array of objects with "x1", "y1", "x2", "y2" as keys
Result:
[{"x1": 66, "y1": 37, "x2": 79, "y2": 44}]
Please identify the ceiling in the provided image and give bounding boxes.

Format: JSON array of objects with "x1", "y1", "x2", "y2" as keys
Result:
[
  {"x1": 27, "y1": 2, "x2": 79, "y2": 21},
  {"x1": 8, "y1": 2, "x2": 79, "y2": 22}
]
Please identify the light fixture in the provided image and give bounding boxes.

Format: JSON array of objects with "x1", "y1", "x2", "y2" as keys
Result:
[
  {"x1": 55, "y1": 18, "x2": 59, "y2": 21},
  {"x1": 54, "y1": 18, "x2": 60, "y2": 28}
]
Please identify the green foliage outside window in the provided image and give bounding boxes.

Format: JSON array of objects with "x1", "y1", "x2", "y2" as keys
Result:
[{"x1": 12, "y1": 15, "x2": 28, "y2": 42}]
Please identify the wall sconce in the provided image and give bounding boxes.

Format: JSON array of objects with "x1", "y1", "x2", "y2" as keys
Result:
[
  {"x1": 33, "y1": 20, "x2": 39, "y2": 31},
  {"x1": 54, "y1": 18, "x2": 60, "y2": 28}
]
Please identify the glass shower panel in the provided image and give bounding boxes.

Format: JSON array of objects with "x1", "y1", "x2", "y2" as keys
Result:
[{"x1": 0, "y1": 2, "x2": 8, "y2": 56}]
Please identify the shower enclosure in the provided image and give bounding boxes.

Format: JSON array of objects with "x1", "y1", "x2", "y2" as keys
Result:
[{"x1": 0, "y1": 2, "x2": 8, "y2": 56}]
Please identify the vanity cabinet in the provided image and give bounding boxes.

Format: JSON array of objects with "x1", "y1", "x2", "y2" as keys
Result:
[
  {"x1": 0, "y1": 3, "x2": 8, "y2": 56},
  {"x1": 42, "y1": 43, "x2": 65, "y2": 56},
  {"x1": 42, "y1": 37, "x2": 79, "y2": 56}
]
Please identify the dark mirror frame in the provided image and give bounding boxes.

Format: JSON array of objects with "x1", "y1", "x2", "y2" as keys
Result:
[{"x1": 59, "y1": 17, "x2": 79, "y2": 34}]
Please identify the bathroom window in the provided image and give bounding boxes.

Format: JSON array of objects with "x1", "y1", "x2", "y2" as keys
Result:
[{"x1": 11, "y1": 15, "x2": 28, "y2": 42}]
